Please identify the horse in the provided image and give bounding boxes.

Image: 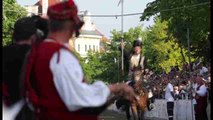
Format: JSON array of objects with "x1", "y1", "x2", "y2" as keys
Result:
[
  {"x1": 131, "y1": 80, "x2": 149, "y2": 120},
  {"x1": 116, "y1": 80, "x2": 154, "y2": 120}
]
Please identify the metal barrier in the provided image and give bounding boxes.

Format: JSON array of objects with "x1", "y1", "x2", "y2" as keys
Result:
[{"x1": 144, "y1": 99, "x2": 195, "y2": 120}]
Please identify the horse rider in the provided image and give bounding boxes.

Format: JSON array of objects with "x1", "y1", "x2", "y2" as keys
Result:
[
  {"x1": 127, "y1": 39, "x2": 146, "y2": 86},
  {"x1": 116, "y1": 39, "x2": 149, "y2": 109}
]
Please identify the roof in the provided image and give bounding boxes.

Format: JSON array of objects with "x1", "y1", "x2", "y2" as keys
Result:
[{"x1": 80, "y1": 30, "x2": 102, "y2": 36}]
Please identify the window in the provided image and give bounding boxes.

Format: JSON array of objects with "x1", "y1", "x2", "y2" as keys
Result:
[
  {"x1": 78, "y1": 44, "x2": 80, "y2": 52},
  {"x1": 89, "y1": 45, "x2": 91, "y2": 50},
  {"x1": 85, "y1": 45, "x2": 87, "y2": 52},
  {"x1": 96, "y1": 46, "x2": 98, "y2": 51},
  {"x1": 93, "y1": 45, "x2": 95, "y2": 51}
]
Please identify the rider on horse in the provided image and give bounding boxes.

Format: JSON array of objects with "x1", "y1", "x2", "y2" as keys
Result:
[
  {"x1": 127, "y1": 39, "x2": 145, "y2": 86},
  {"x1": 116, "y1": 39, "x2": 156, "y2": 120}
]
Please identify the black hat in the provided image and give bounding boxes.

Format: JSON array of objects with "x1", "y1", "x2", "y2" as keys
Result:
[
  {"x1": 133, "y1": 40, "x2": 142, "y2": 48},
  {"x1": 13, "y1": 17, "x2": 37, "y2": 42}
]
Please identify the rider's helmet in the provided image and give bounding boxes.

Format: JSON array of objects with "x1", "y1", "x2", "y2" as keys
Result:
[{"x1": 133, "y1": 39, "x2": 142, "y2": 48}]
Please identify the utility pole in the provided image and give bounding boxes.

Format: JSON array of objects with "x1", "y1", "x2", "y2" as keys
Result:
[
  {"x1": 117, "y1": 52, "x2": 120, "y2": 82},
  {"x1": 118, "y1": 0, "x2": 124, "y2": 78},
  {"x1": 187, "y1": 28, "x2": 191, "y2": 73}
]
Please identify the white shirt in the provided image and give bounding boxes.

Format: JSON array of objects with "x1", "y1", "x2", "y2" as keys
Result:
[
  {"x1": 130, "y1": 54, "x2": 145, "y2": 70},
  {"x1": 192, "y1": 83, "x2": 197, "y2": 104},
  {"x1": 199, "y1": 66, "x2": 208, "y2": 76},
  {"x1": 196, "y1": 84, "x2": 207, "y2": 97},
  {"x1": 49, "y1": 47, "x2": 110, "y2": 111},
  {"x1": 128, "y1": 54, "x2": 145, "y2": 81},
  {"x1": 165, "y1": 83, "x2": 174, "y2": 102}
]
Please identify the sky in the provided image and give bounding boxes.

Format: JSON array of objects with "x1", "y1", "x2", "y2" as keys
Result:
[{"x1": 16, "y1": 0, "x2": 155, "y2": 38}]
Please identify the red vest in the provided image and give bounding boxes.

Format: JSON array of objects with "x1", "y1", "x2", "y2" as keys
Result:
[{"x1": 24, "y1": 42, "x2": 98, "y2": 120}]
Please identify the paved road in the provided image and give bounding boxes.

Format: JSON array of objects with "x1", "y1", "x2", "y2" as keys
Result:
[
  {"x1": 99, "y1": 103, "x2": 167, "y2": 120},
  {"x1": 99, "y1": 109, "x2": 166, "y2": 120},
  {"x1": 99, "y1": 110, "x2": 126, "y2": 120}
]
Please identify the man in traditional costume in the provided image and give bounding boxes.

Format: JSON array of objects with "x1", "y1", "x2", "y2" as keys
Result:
[{"x1": 23, "y1": 1, "x2": 136, "y2": 120}]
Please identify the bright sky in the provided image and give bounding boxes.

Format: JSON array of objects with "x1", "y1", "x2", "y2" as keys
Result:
[{"x1": 16, "y1": 0, "x2": 155, "y2": 38}]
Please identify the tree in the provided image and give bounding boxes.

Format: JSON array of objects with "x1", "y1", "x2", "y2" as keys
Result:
[
  {"x1": 140, "y1": 0, "x2": 210, "y2": 63},
  {"x1": 80, "y1": 50, "x2": 119, "y2": 84},
  {"x1": 3, "y1": 0, "x2": 28, "y2": 46},
  {"x1": 143, "y1": 17, "x2": 194, "y2": 73},
  {"x1": 111, "y1": 25, "x2": 144, "y2": 51}
]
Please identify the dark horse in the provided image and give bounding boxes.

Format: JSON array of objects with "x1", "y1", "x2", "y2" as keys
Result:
[{"x1": 116, "y1": 80, "x2": 154, "y2": 120}]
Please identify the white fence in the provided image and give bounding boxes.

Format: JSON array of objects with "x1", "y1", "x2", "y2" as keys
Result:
[{"x1": 144, "y1": 99, "x2": 195, "y2": 120}]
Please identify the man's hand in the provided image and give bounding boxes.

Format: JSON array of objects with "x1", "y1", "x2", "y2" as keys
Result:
[{"x1": 108, "y1": 83, "x2": 137, "y2": 102}]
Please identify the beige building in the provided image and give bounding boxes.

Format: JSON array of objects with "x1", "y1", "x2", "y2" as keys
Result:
[
  {"x1": 23, "y1": 1, "x2": 109, "y2": 57},
  {"x1": 24, "y1": 5, "x2": 39, "y2": 16},
  {"x1": 69, "y1": 11, "x2": 106, "y2": 57}
]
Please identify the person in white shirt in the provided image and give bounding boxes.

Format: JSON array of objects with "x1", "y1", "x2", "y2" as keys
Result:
[
  {"x1": 198, "y1": 63, "x2": 208, "y2": 77},
  {"x1": 194, "y1": 76, "x2": 208, "y2": 120},
  {"x1": 163, "y1": 75, "x2": 174, "y2": 120}
]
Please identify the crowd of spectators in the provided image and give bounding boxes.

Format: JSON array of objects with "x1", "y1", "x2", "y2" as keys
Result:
[{"x1": 141, "y1": 61, "x2": 211, "y2": 100}]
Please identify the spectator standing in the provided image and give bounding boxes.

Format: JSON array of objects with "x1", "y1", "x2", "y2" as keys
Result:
[
  {"x1": 174, "y1": 86, "x2": 180, "y2": 100},
  {"x1": 194, "y1": 76, "x2": 208, "y2": 120},
  {"x1": 163, "y1": 76, "x2": 175, "y2": 120}
]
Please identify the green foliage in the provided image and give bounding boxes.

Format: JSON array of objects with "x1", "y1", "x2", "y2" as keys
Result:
[
  {"x1": 111, "y1": 25, "x2": 144, "y2": 52},
  {"x1": 140, "y1": 0, "x2": 210, "y2": 63},
  {"x1": 81, "y1": 50, "x2": 119, "y2": 84},
  {"x1": 143, "y1": 17, "x2": 195, "y2": 73},
  {"x1": 3, "y1": 0, "x2": 28, "y2": 46}
]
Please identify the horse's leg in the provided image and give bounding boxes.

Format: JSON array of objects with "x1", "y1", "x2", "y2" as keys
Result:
[
  {"x1": 140, "y1": 111, "x2": 145, "y2": 120},
  {"x1": 125, "y1": 104, "x2": 131, "y2": 120},
  {"x1": 131, "y1": 104, "x2": 138, "y2": 120},
  {"x1": 137, "y1": 107, "x2": 141, "y2": 120}
]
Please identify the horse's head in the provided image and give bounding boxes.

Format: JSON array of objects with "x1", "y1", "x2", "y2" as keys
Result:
[
  {"x1": 133, "y1": 70, "x2": 143, "y2": 82},
  {"x1": 133, "y1": 80, "x2": 146, "y2": 96}
]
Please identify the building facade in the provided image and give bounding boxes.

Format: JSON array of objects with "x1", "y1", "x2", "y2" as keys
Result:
[
  {"x1": 72, "y1": 11, "x2": 103, "y2": 57},
  {"x1": 24, "y1": 1, "x2": 108, "y2": 57}
]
